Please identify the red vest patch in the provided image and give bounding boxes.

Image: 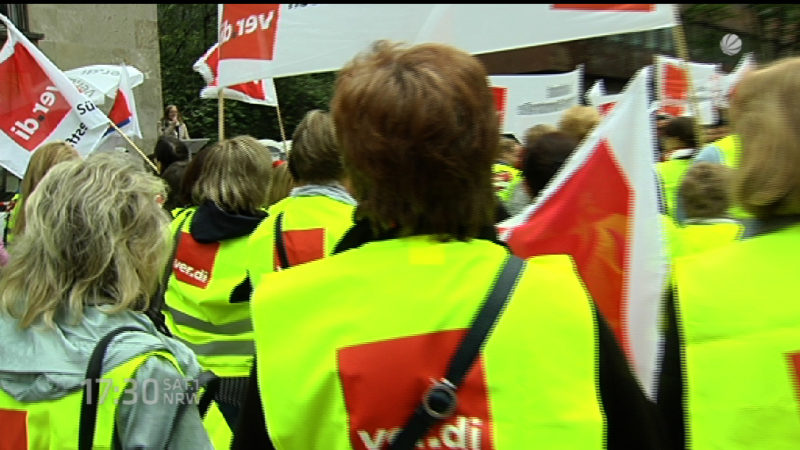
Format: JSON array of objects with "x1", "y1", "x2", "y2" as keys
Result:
[
  {"x1": 273, "y1": 228, "x2": 325, "y2": 269},
  {"x1": 338, "y1": 330, "x2": 495, "y2": 449},
  {"x1": 0, "y1": 408, "x2": 28, "y2": 450},
  {"x1": 787, "y1": 351, "x2": 800, "y2": 408},
  {"x1": 173, "y1": 232, "x2": 220, "y2": 288},
  {"x1": 0, "y1": 43, "x2": 71, "y2": 151}
]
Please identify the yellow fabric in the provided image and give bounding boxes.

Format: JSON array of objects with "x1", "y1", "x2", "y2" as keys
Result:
[
  {"x1": 0, "y1": 351, "x2": 178, "y2": 449},
  {"x1": 675, "y1": 223, "x2": 800, "y2": 449},
  {"x1": 163, "y1": 207, "x2": 256, "y2": 378},
  {"x1": 247, "y1": 195, "x2": 355, "y2": 277},
  {"x1": 492, "y1": 163, "x2": 522, "y2": 202},
  {"x1": 714, "y1": 134, "x2": 752, "y2": 220},
  {"x1": 203, "y1": 401, "x2": 232, "y2": 450},
  {"x1": 5, "y1": 193, "x2": 20, "y2": 243},
  {"x1": 251, "y1": 237, "x2": 604, "y2": 449},
  {"x1": 671, "y1": 222, "x2": 743, "y2": 259},
  {"x1": 657, "y1": 158, "x2": 692, "y2": 220}
]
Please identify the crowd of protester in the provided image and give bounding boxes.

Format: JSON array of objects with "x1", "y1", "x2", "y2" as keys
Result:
[{"x1": 0, "y1": 39, "x2": 798, "y2": 449}]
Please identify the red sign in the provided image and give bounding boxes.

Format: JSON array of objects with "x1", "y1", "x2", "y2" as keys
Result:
[
  {"x1": 0, "y1": 409, "x2": 28, "y2": 450},
  {"x1": 338, "y1": 330, "x2": 495, "y2": 450},
  {"x1": 507, "y1": 140, "x2": 632, "y2": 347},
  {"x1": 552, "y1": 4, "x2": 655, "y2": 12},
  {"x1": 492, "y1": 86, "x2": 508, "y2": 129},
  {"x1": 0, "y1": 43, "x2": 71, "y2": 151},
  {"x1": 173, "y1": 232, "x2": 220, "y2": 289},
  {"x1": 206, "y1": 44, "x2": 269, "y2": 98},
  {"x1": 219, "y1": 4, "x2": 281, "y2": 61},
  {"x1": 273, "y1": 227, "x2": 325, "y2": 269},
  {"x1": 662, "y1": 63, "x2": 688, "y2": 117}
]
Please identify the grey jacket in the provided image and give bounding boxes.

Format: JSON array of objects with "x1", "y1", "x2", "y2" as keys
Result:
[{"x1": 0, "y1": 307, "x2": 213, "y2": 449}]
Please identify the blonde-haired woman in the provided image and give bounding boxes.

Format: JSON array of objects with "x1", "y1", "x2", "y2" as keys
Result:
[
  {"x1": 4, "y1": 140, "x2": 79, "y2": 243},
  {"x1": 0, "y1": 152, "x2": 212, "y2": 449},
  {"x1": 660, "y1": 56, "x2": 800, "y2": 449},
  {"x1": 162, "y1": 135, "x2": 273, "y2": 428}
]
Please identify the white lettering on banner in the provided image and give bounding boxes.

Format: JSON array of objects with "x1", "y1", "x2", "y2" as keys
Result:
[
  {"x1": 220, "y1": 11, "x2": 276, "y2": 44},
  {"x1": 173, "y1": 259, "x2": 210, "y2": 284},
  {"x1": 9, "y1": 85, "x2": 61, "y2": 141},
  {"x1": 357, "y1": 416, "x2": 483, "y2": 450}
]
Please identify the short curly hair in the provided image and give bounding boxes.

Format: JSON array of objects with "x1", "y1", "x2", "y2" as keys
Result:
[{"x1": 680, "y1": 162, "x2": 732, "y2": 219}]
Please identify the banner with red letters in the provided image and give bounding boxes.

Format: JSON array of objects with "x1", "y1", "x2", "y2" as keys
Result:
[
  {"x1": 216, "y1": 4, "x2": 676, "y2": 87},
  {"x1": 0, "y1": 13, "x2": 109, "y2": 178}
]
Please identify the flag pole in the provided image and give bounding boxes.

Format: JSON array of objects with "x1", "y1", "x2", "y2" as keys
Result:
[
  {"x1": 108, "y1": 120, "x2": 159, "y2": 174},
  {"x1": 672, "y1": 19, "x2": 705, "y2": 146},
  {"x1": 275, "y1": 101, "x2": 288, "y2": 153},
  {"x1": 218, "y1": 96, "x2": 225, "y2": 141}
]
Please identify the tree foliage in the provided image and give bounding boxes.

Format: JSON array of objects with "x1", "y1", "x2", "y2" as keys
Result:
[{"x1": 157, "y1": 4, "x2": 336, "y2": 143}]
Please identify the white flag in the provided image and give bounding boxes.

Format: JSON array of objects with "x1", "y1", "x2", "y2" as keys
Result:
[
  {"x1": 193, "y1": 42, "x2": 278, "y2": 106},
  {"x1": 0, "y1": 13, "x2": 109, "y2": 178},
  {"x1": 93, "y1": 62, "x2": 142, "y2": 153}
]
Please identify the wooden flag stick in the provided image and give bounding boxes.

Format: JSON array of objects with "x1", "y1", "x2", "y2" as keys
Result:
[
  {"x1": 672, "y1": 21, "x2": 706, "y2": 146},
  {"x1": 108, "y1": 120, "x2": 159, "y2": 174},
  {"x1": 275, "y1": 101, "x2": 288, "y2": 153},
  {"x1": 218, "y1": 96, "x2": 225, "y2": 141}
]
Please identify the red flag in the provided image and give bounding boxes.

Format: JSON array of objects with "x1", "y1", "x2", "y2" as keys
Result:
[{"x1": 194, "y1": 42, "x2": 278, "y2": 106}]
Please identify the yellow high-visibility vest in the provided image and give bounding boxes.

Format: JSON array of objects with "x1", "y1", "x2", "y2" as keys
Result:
[
  {"x1": 247, "y1": 195, "x2": 355, "y2": 277},
  {"x1": 163, "y1": 207, "x2": 258, "y2": 378},
  {"x1": 671, "y1": 221, "x2": 743, "y2": 259},
  {"x1": 657, "y1": 158, "x2": 692, "y2": 219},
  {"x1": 251, "y1": 237, "x2": 604, "y2": 449},
  {"x1": 492, "y1": 163, "x2": 522, "y2": 203},
  {"x1": 0, "y1": 350, "x2": 180, "y2": 449},
  {"x1": 675, "y1": 222, "x2": 800, "y2": 449}
]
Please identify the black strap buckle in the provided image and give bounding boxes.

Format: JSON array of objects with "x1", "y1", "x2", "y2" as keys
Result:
[{"x1": 422, "y1": 378, "x2": 457, "y2": 420}]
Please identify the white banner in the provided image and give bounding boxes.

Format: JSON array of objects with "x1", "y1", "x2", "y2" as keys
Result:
[
  {"x1": 489, "y1": 67, "x2": 582, "y2": 142},
  {"x1": 655, "y1": 55, "x2": 721, "y2": 125},
  {"x1": 0, "y1": 14, "x2": 109, "y2": 178},
  {"x1": 65, "y1": 64, "x2": 145, "y2": 106},
  {"x1": 217, "y1": 4, "x2": 676, "y2": 87}
]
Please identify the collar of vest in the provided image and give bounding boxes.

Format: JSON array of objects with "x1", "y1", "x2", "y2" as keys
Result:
[
  {"x1": 189, "y1": 201, "x2": 267, "y2": 243},
  {"x1": 333, "y1": 214, "x2": 507, "y2": 255},
  {"x1": 740, "y1": 214, "x2": 800, "y2": 240}
]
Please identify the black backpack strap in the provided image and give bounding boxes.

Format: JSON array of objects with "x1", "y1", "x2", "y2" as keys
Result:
[
  {"x1": 79, "y1": 326, "x2": 145, "y2": 450},
  {"x1": 274, "y1": 212, "x2": 291, "y2": 270},
  {"x1": 389, "y1": 254, "x2": 525, "y2": 449},
  {"x1": 146, "y1": 211, "x2": 191, "y2": 336},
  {"x1": 196, "y1": 370, "x2": 221, "y2": 418}
]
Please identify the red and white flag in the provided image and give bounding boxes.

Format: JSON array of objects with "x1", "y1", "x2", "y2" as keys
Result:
[
  {"x1": 585, "y1": 79, "x2": 620, "y2": 116},
  {"x1": 216, "y1": 4, "x2": 676, "y2": 87},
  {"x1": 94, "y1": 63, "x2": 142, "y2": 152},
  {"x1": 499, "y1": 67, "x2": 668, "y2": 399},
  {"x1": 655, "y1": 55, "x2": 721, "y2": 125},
  {"x1": 0, "y1": 13, "x2": 109, "y2": 178},
  {"x1": 193, "y1": 42, "x2": 277, "y2": 106}
]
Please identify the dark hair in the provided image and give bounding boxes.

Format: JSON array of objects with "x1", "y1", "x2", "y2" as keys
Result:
[
  {"x1": 288, "y1": 110, "x2": 343, "y2": 184},
  {"x1": 153, "y1": 136, "x2": 189, "y2": 173},
  {"x1": 663, "y1": 117, "x2": 698, "y2": 149},
  {"x1": 680, "y1": 162, "x2": 732, "y2": 219},
  {"x1": 331, "y1": 40, "x2": 498, "y2": 241},
  {"x1": 522, "y1": 131, "x2": 577, "y2": 197},
  {"x1": 160, "y1": 160, "x2": 190, "y2": 212},
  {"x1": 179, "y1": 145, "x2": 211, "y2": 208}
]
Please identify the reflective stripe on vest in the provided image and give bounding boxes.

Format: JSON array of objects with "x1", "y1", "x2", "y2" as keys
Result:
[
  {"x1": 671, "y1": 222, "x2": 743, "y2": 259},
  {"x1": 251, "y1": 237, "x2": 603, "y2": 449},
  {"x1": 248, "y1": 195, "x2": 355, "y2": 277},
  {"x1": 0, "y1": 350, "x2": 180, "y2": 449},
  {"x1": 657, "y1": 158, "x2": 692, "y2": 219},
  {"x1": 492, "y1": 163, "x2": 521, "y2": 202},
  {"x1": 164, "y1": 207, "x2": 256, "y2": 378},
  {"x1": 675, "y1": 223, "x2": 800, "y2": 449}
]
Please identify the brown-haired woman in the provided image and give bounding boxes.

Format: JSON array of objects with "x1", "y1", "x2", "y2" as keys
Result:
[
  {"x1": 239, "y1": 40, "x2": 661, "y2": 449},
  {"x1": 660, "y1": 56, "x2": 800, "y2": 449}
]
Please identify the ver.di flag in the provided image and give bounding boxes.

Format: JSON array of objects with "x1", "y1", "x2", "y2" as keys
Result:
[
  {"x1": 585, "y1": 79, "x2": 621, "y2": 116},
  {"x1": 0, "y1": 13, "x2": 109, "y2": 178},
  {"x1": 193, "y1": 42, "x2": 278, "y2": 106},
  {"x1": 655, "y1": 55, "x2": 721, "y2": 125},
  {"x1": 499, "y1": 67, "x2": 668, "y2": 399},
  {"x1": 65, "y1": 64, "x2": 145, "y2": 106},
  {"x1": 94, "y1": 62, "x2": 142, "y2": 152},
  {"x1": 216, "y1": 4, "x2": 676, "y2": 88}
]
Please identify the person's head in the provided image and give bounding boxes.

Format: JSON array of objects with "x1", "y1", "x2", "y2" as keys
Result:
[
  {"x1": 331, "y1": 40, "x2": 498, "y2": 241},
  {"x1": 0, "y1": 152, "x2": 170, "y2": 328},
  {"x1": 288, "y1": 109, "x2": 344, "y2": 185},
  {"x1": 497, "y1": 136, "x2": 522, "y2": 166},
  {"x1": 160, "y1": 159, "x2": 190, "y2": 212},
  {"x1": 730, "y1": 56, "x2": 800, "y2": 219},
  {"x1": 163, "y1": 104, "x2": 181, "y2": 123},
  {"x1": 524, "y1": 123, "x2": 558, "y2": 149},
  {"x1": 558, "y1": 105, "x2": 601, "y2": 143},
  {"x1": 522, "y1": 131, "x2": 578, "y2": 198},
  {"x1": 267, "y1": 161, "x2": 295, "y2": 208},
  {"x1": 680, "y1": 162, "x2": 733, "y2": 219},
  {"x1": 191, "y1": 135, "x2": 273, "y2": 215},
  {"x1": 662, "y1": 116, "x2": 698, "y2": 153},
  {"x1": 153, "y1": 136, "x2": 189, "y2": 174},
  {"x1": 16, "y1": 141, "x2": 80, "y2": 236}
]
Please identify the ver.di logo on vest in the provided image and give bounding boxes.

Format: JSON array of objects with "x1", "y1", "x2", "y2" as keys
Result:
[
  {"x1": 173, "y1": 232, "x2": 220, "y2": 289},
  {"x1": 338, "y1": 330, "x2": 495, "y2": 449}
]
